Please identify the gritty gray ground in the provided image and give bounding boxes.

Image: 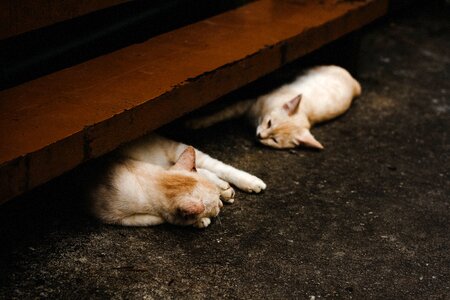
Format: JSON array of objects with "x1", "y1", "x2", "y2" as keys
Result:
[{"x1": 0, "y1": 3, "x2": 449, "y2": 299}]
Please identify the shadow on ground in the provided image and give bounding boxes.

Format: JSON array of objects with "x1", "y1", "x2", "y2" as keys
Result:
[{"x1": 0, "y1": 3, "x2": 449, "y2": 299}]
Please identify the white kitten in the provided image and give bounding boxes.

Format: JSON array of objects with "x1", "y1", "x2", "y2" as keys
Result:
[{"x1": 189, "y1": 65, "x2": 361, "y2": 149}]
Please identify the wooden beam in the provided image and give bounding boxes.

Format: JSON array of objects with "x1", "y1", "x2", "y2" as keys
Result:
[{"x1": 0, "y1": 0, "x2": 389, "y2": 204}]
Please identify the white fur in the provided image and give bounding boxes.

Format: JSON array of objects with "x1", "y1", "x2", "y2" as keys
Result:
[
  {"x1": 122, "y1": 134, "x2": 267, "y2": 193},
  {"x1": 188, "y1": 65, "x2": 361, "y2": 149},
  {"x1": 90, "y1": 134, "x2": 266, "y2": 227}
]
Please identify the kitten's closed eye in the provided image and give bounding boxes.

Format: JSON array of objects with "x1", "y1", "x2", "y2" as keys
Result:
[{"x1": 271, "y1": 137, "x2": 278, "y2": 144}]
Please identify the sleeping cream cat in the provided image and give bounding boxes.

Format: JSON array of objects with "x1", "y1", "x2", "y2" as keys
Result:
[
  {"x1": 188, "y1": 65, "x2": 361, "y2": 149},
  {"x1": 89, "y1": 134, "x2": 266, "y2": 228}
]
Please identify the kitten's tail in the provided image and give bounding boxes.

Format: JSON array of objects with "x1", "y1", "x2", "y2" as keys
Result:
[{"x1": 186, "y1": 99, "x2": 255, "y2": 129}]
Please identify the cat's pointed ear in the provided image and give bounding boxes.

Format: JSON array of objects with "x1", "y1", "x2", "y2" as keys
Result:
[
  {"x1": 297, "y1": 130, "x2": 324, "y2": 149},
  {"x1": 177, "y1": 199, "x2": 205, "y2": 217},
  {"x1": 173, "y1": 146, "x2": 197, "y2": 172},
  {"x1": 283, "y1": 94, "x2": 302, "y2": 116}
]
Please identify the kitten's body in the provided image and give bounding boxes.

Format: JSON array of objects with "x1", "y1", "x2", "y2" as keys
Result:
[
  {"x1": 189, "y1": 65, "x2": 361, "y2": 149},
  {"x1": 121, "y1": 134, "x2": 266, "y2": 194},
  {"x1": 90, "y1": 134, "x2": 266, "y2": 228}
]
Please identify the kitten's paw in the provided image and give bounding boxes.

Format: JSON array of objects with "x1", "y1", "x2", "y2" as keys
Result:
[
  {"x1": 220, "y1": 185, "x2": 235, "y2": 204},
  {"x1": 236, "y1": 176, "x2": 267, "y2": 193},
  {"x1": 193, "y1": 218, "x2": 211, "y2": 229}
]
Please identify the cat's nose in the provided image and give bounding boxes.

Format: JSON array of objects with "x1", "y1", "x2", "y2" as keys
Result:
[{"x1": 257, "y1": 133, "x2": 262, "y2": 139}]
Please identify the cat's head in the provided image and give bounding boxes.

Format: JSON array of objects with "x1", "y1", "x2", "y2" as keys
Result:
[
  {"x1": 160, "y1": 146, "x2": 222, "y2": 226},
  {"x1": 256, "y1": 95, "x2": 324, "y2": 149}
]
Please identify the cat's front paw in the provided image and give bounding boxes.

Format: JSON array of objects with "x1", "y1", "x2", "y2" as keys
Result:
[
  {"x1": 193, "y1": 217, "x2": 211, "y2": 229},
  {"x1": 236, "y1": 175, "x2": 267, "y2": 193},
  {"x1": 220, "y1": 185, "x2": 235, "y2": 204}
]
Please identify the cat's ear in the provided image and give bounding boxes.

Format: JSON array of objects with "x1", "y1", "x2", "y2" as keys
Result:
[
  {"x1": 297, "y1": 130, "x2": 324, "y2": 149},
  {"x1": 177, "y1": 199, "x2": 205, "y2": 217},
  {"x1": 283, "y1": 94, "x2": 302, "y2": 116},
  {"x1": 173, "y1": 146, "x2": 197, "y2": 172}
]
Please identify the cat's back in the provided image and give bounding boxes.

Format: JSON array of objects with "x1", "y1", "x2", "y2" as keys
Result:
[
  {"x1": 120, "y1": 133, "x2": 178, "y2": 167},
  {"x1": 264, "y1": 66, "x2": 360, "y2": 105},
  {"x1": 295, "y1": 65, "x2": 361, "y2": 123},
  {"x1": 89, "y1": 158, "x2": 159, "y2": 222},
  {"x1": 110, "y1": 160, "x2": 150, "y2": 196},
  {"x1": 305, "y1": 65, "x2": 361, "y2": 96}
]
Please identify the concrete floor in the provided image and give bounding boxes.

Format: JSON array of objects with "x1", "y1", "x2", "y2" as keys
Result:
[{"x1": 1, "y1": 4, "x2": 449, "y2": 299}]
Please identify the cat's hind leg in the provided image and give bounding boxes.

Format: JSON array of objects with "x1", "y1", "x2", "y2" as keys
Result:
[
  {"x1": 118, "y1": 214, "x2": 164, "y2": 226},
  {"x1": 197, "y1": 168, "x2": 235, "y2": 203},
  {"x1": 195, "y1": 152, "x2": 267, "y2": 193},
  {"x1": 172, "y1": 141, "x2": 266, "y2": 193}
]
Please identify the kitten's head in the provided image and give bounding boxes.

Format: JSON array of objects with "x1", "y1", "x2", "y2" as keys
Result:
[
  {"x1": 256, "y1": 95, "x2": 323, "y2": 149},
  {"x1": 160, "y1": 146, "x2": 222, "y2": 226}
]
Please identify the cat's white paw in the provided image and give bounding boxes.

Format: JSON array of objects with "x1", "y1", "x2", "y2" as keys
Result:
[
  {"x1": 193, "y1": 217, "x2": 211, "y2": 228},
  {"x1": 236, "y1": 175, "x2": 267, "y2": 193},
  {"x1": 220, "y1": 185, "x2": 235, "y2": 204}
]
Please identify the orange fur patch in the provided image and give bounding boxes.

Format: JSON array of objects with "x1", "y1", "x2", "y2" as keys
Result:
[
  {"x1": 272, "y1": 123, "x2": 297, "y2": 138},
  {"x1": 159, "y1": 173, "x2": 197, "y2": 199}
]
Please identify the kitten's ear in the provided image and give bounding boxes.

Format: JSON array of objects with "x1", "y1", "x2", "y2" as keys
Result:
[
  {"x1": 173, "y1": 146, "x2": 197, "y2": 172},
  {"x1": 177, "y1": 199, "x2": 205, "y2": 217},
  {"x1": 283, "y1": 94, "x2": 302, "y2": 116},
  {"x1": 297, "y1": 130, "x2": 324, "y2": 149}
]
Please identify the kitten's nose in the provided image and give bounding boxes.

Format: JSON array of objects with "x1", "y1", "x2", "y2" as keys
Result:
[{"x1": 257, "y1": 133, "x2": 262, "y2": 139}]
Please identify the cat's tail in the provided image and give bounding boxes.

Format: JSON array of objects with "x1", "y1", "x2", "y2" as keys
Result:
[{"x1": 185, "y1": 99, "x2": 255, "y2": 129}]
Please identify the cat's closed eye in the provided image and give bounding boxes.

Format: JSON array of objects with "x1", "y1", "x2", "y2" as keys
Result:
[{"x1": 271, "y1": 137, "x2": 278, "y2": 144}]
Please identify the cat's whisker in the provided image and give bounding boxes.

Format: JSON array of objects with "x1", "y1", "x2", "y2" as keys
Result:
[{"x1": 216, "y1": 215, "x2": 222, "y2": 226}]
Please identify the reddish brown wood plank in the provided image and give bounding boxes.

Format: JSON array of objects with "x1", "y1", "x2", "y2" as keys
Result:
[{"x1": 0, "y1": 0, "x2": 389, "y2": 204}]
